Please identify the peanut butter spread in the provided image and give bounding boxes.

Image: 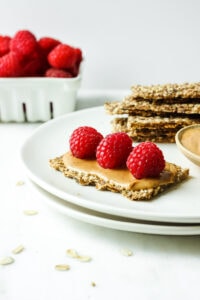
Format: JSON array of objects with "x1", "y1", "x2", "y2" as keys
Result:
[
  {"x1": 181, "y1": 127, "x2": 200, "y2": 156},
  {"x1": 63, "y1": 152, "x2": 177, "y2": 191}
]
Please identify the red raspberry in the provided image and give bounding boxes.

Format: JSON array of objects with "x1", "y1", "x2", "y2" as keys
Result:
[
  {"x1": 68, "y1": 64, "x2": 79, "y2": 77},
  {"x1": 45, "y1": 68, "x2": 73, "y2": 78},
  {"x1": 21, "y1": 49, "x2": 45, "y2": 76},
  {"x1": 38, "y1": 37, "x2": 61, "y2": 55},
  {"x1": 75, "y1": 48, "x2": 82, "y2": 65},
  {"x1": 69, "y1": 126, "x2": 103, "y2": 159},
  {"x1": 67, "y1": 48, "x2": 83, "y2": 76},
  {"x1": 10, "y1": 30, "x2": 38, "y2": 58},
  {"x1": 0, "y1": 52, "x2": 23, "y2": 77},
  {"x1": 0, "y1": 35, "x2": 11, "y2": 57},
  {"x1": 96, "y1": 132, "x2": 133, "y2": 169},
  {"x1": 48, "y1": 44, "x2": 77, "y2": 69},
  {"x1": 126, "y1": 142, "x2": 165, "y2": 179}
]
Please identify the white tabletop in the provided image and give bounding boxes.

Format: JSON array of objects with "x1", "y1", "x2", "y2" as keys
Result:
[{"x1": 1, "y1": 93, "x2": 200, "y2": 300}]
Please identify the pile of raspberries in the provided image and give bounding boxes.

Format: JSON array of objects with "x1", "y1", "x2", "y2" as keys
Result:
[{"x1": 0, "y1": 29, "x2": 82, "y2": 78}]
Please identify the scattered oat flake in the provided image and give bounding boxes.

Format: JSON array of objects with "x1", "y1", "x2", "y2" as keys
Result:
[
  {"x1": 120, "y1": 248, "x2": 133, "y2": 256},
  {"x1": 23, "y1": 210, "x2": 38, "y2": 216},
  {"x1": 12, "y1": 244, "x2": 24, "y2": 254},
  {"x1": 16, "y1": 180, "x2": 25, "y2": 186},
  {"x1": 77, "y1": 255, "x2": 92, "y2": 262},
  {"x1": 0, "y1": 256, "x2": 15, "y2": 265},
  {"x1": 55, "y1": 264, "x2": 70, "y2": 271},
  {"x1": 66, "y1": 249, "x2": 79, "y2": 258},
  {"x1": 91, "y1": 281, "x2": 96, "y2": 287},
  {"x1": 66, "y1": 249, "x2": 91, "y2": 262}
]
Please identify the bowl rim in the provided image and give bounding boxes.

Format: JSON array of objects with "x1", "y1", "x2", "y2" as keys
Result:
[
  {"x1": 0, "y1": 75, "x2": 81, "y2": 83},
  {"x1": 175, "y1": 124, "x2": 200, "y2": 162}
]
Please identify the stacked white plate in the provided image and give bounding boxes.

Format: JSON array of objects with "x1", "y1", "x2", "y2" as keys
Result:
[{"x1": 21, "y1": 106, "x2": 200, "y2": 236}]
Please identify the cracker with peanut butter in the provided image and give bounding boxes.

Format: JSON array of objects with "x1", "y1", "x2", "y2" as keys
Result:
[{"x1": 49, "y1": 152, "x2": 189, "y2": 201}]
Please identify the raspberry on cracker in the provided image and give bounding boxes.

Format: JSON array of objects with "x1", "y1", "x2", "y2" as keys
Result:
[
  {"x1": 69, "y1": 126, "x2": 103, "y2": 159},
  {"x1": 96, "y1": 132, "x2": 133, "y2": 169},
  {"x1": 127, "y1": 142, "x2": 165, "y2": 179}
]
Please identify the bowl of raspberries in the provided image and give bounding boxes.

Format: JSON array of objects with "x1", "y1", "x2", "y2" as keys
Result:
[{"x1": 0, "y1": 29, "x2": 83, "y2": 122}]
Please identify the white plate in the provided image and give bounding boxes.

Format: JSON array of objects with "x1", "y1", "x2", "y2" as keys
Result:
[
  {"x1": 21, "y1": 106, "x2": 200, "y2": 224},
  {"x1": 29, "y1": 180, "x2": 200, "y2": 236}
]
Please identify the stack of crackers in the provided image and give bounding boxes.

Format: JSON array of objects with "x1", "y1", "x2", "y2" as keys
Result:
[{"x1": 105, "y1": 82, "x2": 200, "y2": 143}]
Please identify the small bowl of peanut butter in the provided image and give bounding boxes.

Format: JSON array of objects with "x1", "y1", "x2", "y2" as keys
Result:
[{"x1": 175, "y1": 124, "x2": 200, "y2": 167}]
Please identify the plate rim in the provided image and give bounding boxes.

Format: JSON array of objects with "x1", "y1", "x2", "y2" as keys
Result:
[{"x1": 29, "y1": 180, "x2": 200, "y2": 236}]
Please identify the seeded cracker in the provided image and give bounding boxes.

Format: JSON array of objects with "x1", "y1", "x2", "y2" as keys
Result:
[
  {"x1": 131, "y1": 82, "x2": 200, "y2": 100},
  {"x1": 104, "y1": 82, "x2": 200, "y2": 143}
]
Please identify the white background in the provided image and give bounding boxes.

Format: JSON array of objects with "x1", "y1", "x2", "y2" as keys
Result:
[
  {"x1": 1, "y1": 2, "x2": 200, "y2": 299},
  {"x1": 1, "y1": 0, "x2": 200, "y2": 90}
]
